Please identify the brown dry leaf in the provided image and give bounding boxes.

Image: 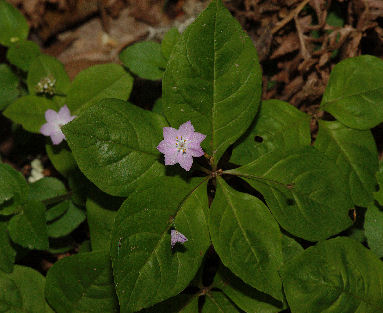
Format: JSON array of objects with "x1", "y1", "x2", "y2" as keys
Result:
[{"x1": 271, "y1": 32, "x2": 299, "y2": 59}]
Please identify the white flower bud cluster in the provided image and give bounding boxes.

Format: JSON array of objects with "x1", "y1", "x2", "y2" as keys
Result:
[{"x1": 36, "y1": 77, "x2": 56, "y2": 96}]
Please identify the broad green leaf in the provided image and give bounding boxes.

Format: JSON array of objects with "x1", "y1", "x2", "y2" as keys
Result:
[
  {"x1": 161, "y1": 27, "x2": 181, "y2": 60},
  {"x1": 281, "y1": 234, "x2": 303, "y2": 264},
  {"x1": 163, "y1": 0, "x2": 262, "y2": 164},
  {"x1": 141, "y1": 294, "x2": 199, "y2": 313},
  {"x1": 87, "y1": 195, "x2": 119, "y2": 251},
  {"x1": 152, "y1": 97, "x2": 164, "y2": 116},
  {"x1": 6, "y1": 40, "x2": 41, "y2": 71},
  {"x1": 365, "y1": 203, "x2": 383, "y2": 258},
  {"x1": 0, "y1": 0, "x2": 29, "y2": 47},
  {"x1": 315, "y1": 120, "x2": 378, "y2": 207},
  {"x1": 281, "y1": 237, "x2": 383, "y2": 313},
  {"x1": 213, "y1": 265, "x2": 283, "y2": 313},
  {"x1": 321, "y1": 55, "x2": 383, "y2": 129},
  {"x1": 46, "y1": 143, "x2": 77, "y2": 177},
  {"x1": 78, "y1": 239, "x2": 92, "y2": 253},
  {"x1": 231, "y1": 99, "x2": 311, "y2": 165},
  {"x1": 63, "y1": 98, "x2": 168, "y2": 197},
  {"x1": 45, "y1": 250, "x2": 118, "y2": 313},
  {"x1": 0, "y1": 265, "x2": 53, "y2": 313},
  {"x1": 374, "y1": 161, "x2": 383, "y2": 205},
  {"x1": 28, "y1": 177, "x2": 66, "y2": 202},
  {"x1": 0, "y1": 220, "x2": 16, "y2": 273},
  {"x1": 47, "y1": 201, "x2": 86, "y2": 238},
  {"x1": 27, "y1": 54, "x2": 70, "y2": 99},
  {"x1": 111, "y1": 177, "x2": 210, "y2": 312},
  {"x1": 0, "y1": 64, "x2": 19, "y2": 111},
  {"x1": 3, "y1": 95, "x2": 60, "y2": 133},
  {"x1": 66, "y1": 64, "x2": 133, "y2": 115},
  {"x1": 8, "y1": 200, "x2": 49, "y2": 250},
  {"x1": 120, "y1": 41, "x2": 166, "y2": 80},
  {"x1": 203, "y1": 291, "x2": 242, "y2": 312},
  {"x1": 226, "y1": 146, "x2": 353, "y2": 241},
  {"x1": 0, "y1": 163, "x2": 28, "y2": 215},
  {"x1": 45, "y1": 201, "x2": 68, "y2": 222},
  {"x1": 210, "y1": 177, "x2": 283, "y2": 300}
]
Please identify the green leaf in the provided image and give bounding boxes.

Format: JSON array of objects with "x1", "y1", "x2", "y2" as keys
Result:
[
  {"x1": 141, "y1": 294, "x2": 199, "y2": 313},
  {"x1": 0, "y1": 220, "x2": 16, "y2": 273},
  {"x1": 66, "y1": 64, "x2": 133, "y2": 115},
  {"x1": 210, "y1": 177, "x2": 283, "y2": 300},
  {"x1": 231, "y1": 99, "x2": 311, "y2": 165},
  {"x1": 152, "y1": 97, "x2": 164, "y2": 116},
  {"x1": 0, "y1": 163, "x2": 28, "y2": 215},
  {"x1": 8, "y1": 200, "x2": 49, "y2": 250},
  {"x1": 27, "y1": 54, "x2": 70, "y2": 99},
  {"x1": 281, "y1": 237, "x2": 383, "y2": 313},
  {"x1": 120, "y1": 41, "x2": 166, "y2": 80},
  {"x1": 321, "y1": 55, "x2": 383, "y2": 129},
  {"x1": 45, "y1": 201, "x2": 68, "y2": 222},
  {"x1": 47, "y1": 201, "x2": 86, "y2": 238},
  {"x1": 6, "y1": 40, "x2": 41, "y2": 71},
  {"x1": 213, "y1": 265, "x2": 283, "y2": 313},
  {"x1": 161, "y1": 27, "x2": 181, "y2": 60},
  {"x1": 0, "y1": 0, "x2": 29, "y2": 47},
  {"x1": 111, "y1": 177, "x2": 210, "y2": 312},
  {"x1": 281, "y1": 234, "x2": 303, "y2": 264},
  {"x1": 315, "y1": 120, "x2": 378, "y2": 207},
  {"x1": 203, "y1": 291, "x2": 242, "y2": 313},
  {"x1": 45, "y1": 250, "x2": 119, "y2": 313},
  {"x1": 63, "y1": 98, "x2": 168, "y2": 197},
  {"x1": 163, "y1": 0, "x2": 262, "y2": 164},
  {"x1": 46, "y1": 143, "x2": 77, "y2": 177},
  {"x1": 0, "y1": 64, "x2": 19, "y2": 111},
  {"x1": 226, "y1": 146, "x2": 353, "y2": 241},
  {"x1": 374, "y1": 161, "x2": 383, "y2": 206},
  {"x1": 365, "y1": 203, "x2": 383, "y2": 258},
  {"x1": 0, "y1": 265, "x2": 53, "y2": 313},
  {"x1": 28, "y1": 177, "x2": 66, "y2": 202},
  {"x1": 3, "y1": 95, "x2": 60, "y2": 133},
  {"x1": 87, "y1": 196, "x2": 118, "y2": 251}
]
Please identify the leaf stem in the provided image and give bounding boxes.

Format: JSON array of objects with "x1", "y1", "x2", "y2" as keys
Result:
[{"x1": 42, "y1": 191, "x2": 73, "y2": 206}]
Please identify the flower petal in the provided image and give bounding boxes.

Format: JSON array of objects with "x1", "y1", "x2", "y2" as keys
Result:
[
  {"x1": 188, "y1": 144, "x2": 205, "y2": 157},
  {"x1": 40, "y1": 122, "x2": 55, "y2": 136},
  {"x1": 163, "y1": 127, "x2": 177, "y2": 141},
  {"x1": 178, "y1": 121, "x2": 194, "y2": 137},
  {"x1": 171, "y1": 229, "x2": 188, "y2": 248},
  {"x1": 177, "y1": 153, "x2": 193, "y2": 171},
  {"x1": 45, "y1": 109, "x2": 60, "y2": 123},
  {"x1": 157, "y1": 140, "x2": 176, "y2": 155},
  {"x1": 164, "y1": 151, "x2": 178, "y2": 165},
  {"x1": 190, "y1": 132, "x2": 206, "y2": 145},
  {"x1": 50, "y1": 131, "x2": 65, "y2": 145}
]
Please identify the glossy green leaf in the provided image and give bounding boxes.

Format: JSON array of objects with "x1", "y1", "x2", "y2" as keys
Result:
[
  {"x1": 210, "y1": 177, "x2": 283, "y2": 300},
  {"x1": 0, "y1": 220, "x2": 16, "y2": 273},
  {"x1": 315, "y1": 120, "x2": 378, "y2": 207},
  {"x1": 8, "y1": 200, "x2": 49, "y2": 250},
  {"x1": 0, "y1": 163, "x2": 28, "y2": 215},
  {"x1": 321, "y1": 55, "x2": 383, "y2": 129},
  {"x1": 231, "y1": 99, "x2": 311, "y2": 165},
  {"x1": 281, "y1": 234, "x2": 303, "y2": 264},
  {"x1": 213, "y1": 265, "x2": 283, "y2": 313},
  {"x1": 87, "y1": 196, "x2": 118, "y2": 251},
  {"x1": 45, "y1": 201, "x2": 68, "y2": 222},
  {"x1": 203, "y1": 291, "x2": 242, "y2": 313},
  {"x1": 27, "y1": 54, "x2": 70, "y2": 98},
  {"x1": 281, "y1": 237, "x2": 383, "y2": 313},
  {"x1": 6, "y1": 40, "x2": 41, "y2": 71},
  {"x1": 28, "y1": 177, "x2": 66, "y2": 202},
  {"x1": 0, "y1": 0, "x2": 29, "y2": 47},
  {"x1": 111, "y1": 177, "x2": 210, "y2": 312},
  {"x1": 0, "y1": 64, "x2": 19, "y2": 111},
  {"x1": 141, "y1": 294, "x2": 199, "y2": 313},
  {"x1": 63, "y1": 98, "x2": 168, "y2": 196},
  {"x1": 47, "y1": 201, "x2": 86, "y2": 238},
  {"x1": 120, "y1": 41, "x2": 166, "y2": 80},
  {"x1": 0, "y1": 265, "x2": 53, "y2": 313},
  {"x1": 161, "y1": 27, "x2": 180, "y2": 60},
  {"x1": 45, "y1": 250, "x2": 118, "y2": 313},
  {"x1": 66, "y1": 64, "x2": 133, "y2": 115},
  {"x1": 3, "y1": 95, "x2": 60, "y2": 133},
  {"x1": 46, "y1": 143, "x2": 77, "y2": 177},
  {"x1": 163, "y1": 0, "x2": 262, "y2": 164},
  {"x1": 365, "y1": 202, "x2": 383, "y2": 258},
  {"x1": 226, "y1": 146, "x2": 353, "y2": 241}
]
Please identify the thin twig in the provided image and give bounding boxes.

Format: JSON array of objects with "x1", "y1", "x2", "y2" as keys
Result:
[{"x1": 272, "y1": 0, "x2": 311, "y2": 34}]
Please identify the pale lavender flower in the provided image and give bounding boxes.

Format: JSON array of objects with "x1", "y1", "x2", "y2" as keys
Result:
[
  {"x1": 171, "y1": 230, "x2": 188, "y2": 248},
  {"x1": 157, "y1": 121, "x2": 206, "y2": 171},
  {"x1": 40, "y1": 105, "x2": 76, "y2": 145}
]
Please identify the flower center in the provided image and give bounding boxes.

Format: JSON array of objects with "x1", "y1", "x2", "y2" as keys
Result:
[{"x1": 175, "y1": 136, "x2": 188, "y2": 154}]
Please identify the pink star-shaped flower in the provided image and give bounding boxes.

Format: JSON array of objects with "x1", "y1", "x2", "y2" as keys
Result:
[
  {"x1": 40, "y1": 105, "x2": 76, "y2": 145},
  {"x1": 157, "y1": 121, "x2": 206, "y2": 171},
  {"x1": 171, "y1": 230, "x2": 188, "y2": 248}
]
